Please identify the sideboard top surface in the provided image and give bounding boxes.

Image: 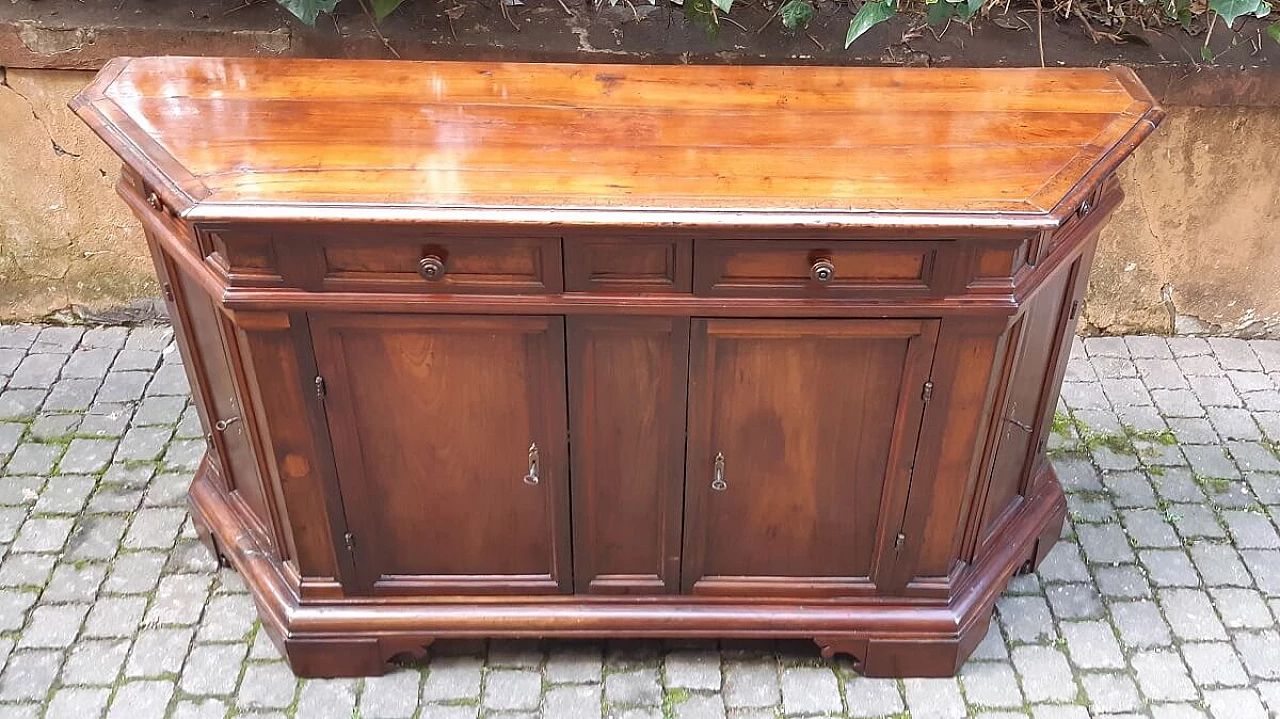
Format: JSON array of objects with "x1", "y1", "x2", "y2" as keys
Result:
[{"x1": 73, "y1": 57, "x2": 1162, "y2": 230}]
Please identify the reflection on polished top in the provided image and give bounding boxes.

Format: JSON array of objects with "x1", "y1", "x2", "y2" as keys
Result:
[{"x1": 72, "y1": 56, "x2": 1162, "y2": 228}]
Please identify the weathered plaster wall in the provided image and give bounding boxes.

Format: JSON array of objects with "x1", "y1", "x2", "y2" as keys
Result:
[
  {"x1": 0, "y1": 69, "x2": 1277, "y2": 335},
  {"x1": 0, "y1": 67, "x2": 154, "y2": 322},
  {"x1": 1089, "y1": 107, "x2": 1280, "y2": 338}
]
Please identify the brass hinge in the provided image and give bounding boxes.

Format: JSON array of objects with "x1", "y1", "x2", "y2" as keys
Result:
[
  {"x1": 344, "y1": 532, "x2": 356, "y2": 553},
  {"x1": 1069, "y1": 300, "x2": 1082, "y2": 320},
  {"x1": 894, "y1": 532, "x2": 906, "y2": 552},
  {"x1": 161, "y1": 282, "x2": 174, "y2": 302},
  {"x1": 921, "y1": 381, "x2": 934, "y2": 403},
  {"x1": 315, "y1": 376, "x2": 327, "y2": 400}
]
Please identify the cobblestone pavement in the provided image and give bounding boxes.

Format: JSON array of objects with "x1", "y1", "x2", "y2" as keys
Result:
[{"x1": 0, "y1": 324, "x2": 1279, "y2": 718}]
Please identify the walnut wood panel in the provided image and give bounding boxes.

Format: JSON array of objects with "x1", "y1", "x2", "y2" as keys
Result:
[
  {"x1": 74, "y1": 58, "x2": 1162, "y2": 226},
  {"x1": 681, "y1": 319, "x2": 938, "y2": 597},
  {"x1": 310, "y1": 314, "x2": 572, "y2": 595},
  {"x1": 567, "y1": 316, "x2": 689, "y2": 594},
  {"x1": 564, "y1": 238, "x2": 691, "y2": 293},
  {"x1": 694, "y1": 240, "x2": 941, "y2": 297}
]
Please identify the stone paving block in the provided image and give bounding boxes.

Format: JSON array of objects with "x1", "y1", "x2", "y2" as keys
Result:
[
  {"x1": 61, "y1": 639, "x2": 130, "y2": 685},
  {"x1": 1209, "y1": 338, "x2": 1263, "y2": 371},
  {"x1": 1011, "y1": 646, "x2": 1075, "y2": 703},
  {"x1": 0, "y1": 389, "x2": 46, "y2": 419},
  {"x1": 1160, "y1": 588, "x2": 1228, "y2": 641},
  {"x1": 1136, "y1": 358, "x2": 1190, "y2": 389},
  {"x1": 1081, "y1": 672, "x2": 1141, "y2": 713},
  {"x1": 1060, "y1": 620, "x2": 1125, "y2": 669},
  {"x1": 124, "y1": 507, "x2": 187, "y2": 550},
  {"x1": 0, "y1": 650, "x2": 61, "y2": 700},
  {"x1": 1210, "y1": 587, "x2": 1275, "y2": 629},
  {"x1": 1181, "y1": 641, "x2": 1248, "y2": 686},
  {"x1": 959, "y1": 661, "x2": 1022, "y2": 708},
  {"x1": 9, "y1": 353, "x2": 67, "y2": 388},
  {"x1": 1228, "y1": 441, "x2": 1280, "y2": 472},
  {"x1": 1110, "y1": 600, "x2": 1173, "y2": 648},
  {"x1": 0, "y1": 553, "x2": 54, "y2": 588},
  {"x1": 33, "y1": 326, "x2": 83, "y2": 353},
  {"x1": 1123, "y1": 509, "x2": 1182, "y2": 547},
  {"x1": 148, "y1": 363, "x2": 190, "y2": 396},
  {"x1": 844, "y1": 677, "x2": 903, "y2": 717},
  {"x1": 236, "y1": 662, "x2": 297, "y2": 710},
  {"x1": 1061, "y1": 381, "x2": 1109, "y2": 411},
  {"x1": 902, "y1": 678, "x2": 966, "y2": 719},
  {"x1": 1186, "y1": 542, "x2": 1251, "y2": 587},
  {"x1": 0, "y1": 422, "x2": 22, "y2": 457},
  {"x1": 195, "y1": 594, "x2": 256, "y2": 642},
  {"x1": 0, "y1": 326, "x2": 40, "y2": 349},
  {"x1": 1240, "y1": 550, "x2": 1280, "y2": 595},
  {"x1": 361, "y1": 669, "x2": 422, "y2": 718},
  {"x1": 1086, "y1": 337, "x2": 1130, "y2": 357},
  {"x1": 1183, "y1": 444, "x2": 1241, "y2": 479},
  {"x1": 420, "y1": 706, "x2": 480, "y2": 719},
  {"x1": 34, "y1": 475, "x2": 97, "y2": 515},
  {"x1": 665, "y1": 650, "x2": 721, "y2": 690},
  {"x1": 1152, "y1": 389, "x2": 1206, "y2": 417},
  {"x1": 1204, "y1": 688, "x2": 1268, "y2": 719},
  {"x1": 1189, "y1": 375, "x2": 1243, "y2": 407},
  {"x1": 1243, "y1": 390, "x2": 1280, "y2": 412},
  {"x1": 295, "y1": 680, "x2": 358, "y2": 719},
  {"x1": 1223, "y1": 510, "x2": 1280, "y2": 549},
  {"x1": 11, "y1": 516, "x2": 74, "y2": 553},
  {"x1": 1132, "y1": 650, "x2": 1198, "y2": 702},
  {"x1": 105, "y1": 679, "x2": 174, "y2": 719},
  {"x1": 46, "y1": 686, "x2": 110, "y2": 719},
  {"x1": 1234, "y1": 630, "x2": 1280, "y2": 679},
  {"x1": 133, "y1": 395, "x2": 187, "y2": 425},
  {"x1": 183, "y1": 639, "x2": 249, "y2": 690},
  {"x1": 145, "y1": 573, "x2": 213, "y2": 625},
  {"x1": 722, "y1": 660, "x2": 778, "y2": 708},
  {"x1": 1206, "y1": 407, "x2": 1263, "y2": 440},
  {"x1": 1076, "y1": 523, "x2": 1135, "y2": 564},
  {"x1": 1141, "y1": 549, "x2": 1202, "y2": 587},
  {"x1": 126, "y1": 627, "x2": 195, "y2": 678},
  {"x1": 995, "y1": 595, "x2": 1055, "y2": 643},
  {"x1": 1103, "y1": 472, "x2": 1157, "y2": 508},
  {"x1": 6, "y1": 443, "x2": 61, "y2": 475},
  {"x1": 486, "y1": 669, "x2": 545, "y2": 711},
  {"x1": 66, "y1": 516, "x2": 129, "y2": 562},
  {"x1": 1044, "y1": 583, "x2": 1104, "y2": 620},
  {"x1": 673, "y1": 693, "x2": 723, "y2": 719},
  {"x1": 1117, "y1": 404, "x2": 1170, "y2": 432},
  {"x1": 421, "y1": 655, "x2": 484, "y2": 701},
  {"x1": 173, "y1": 699, "x2": 231, "y2": 719}
]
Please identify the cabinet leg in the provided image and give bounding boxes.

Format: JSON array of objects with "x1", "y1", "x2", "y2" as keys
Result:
[
  {"x1": 187, "y1": 467, "x2": 229, "y2": 569},
  {"x1": 1015, "y1": 497, "x2": 1066, "y2": 576},
  {"x1": 283, "y1": 636, "x2": 436, "y2": 678}
]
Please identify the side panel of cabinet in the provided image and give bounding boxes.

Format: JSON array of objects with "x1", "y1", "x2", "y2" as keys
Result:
[
  {"x1": 310, "y1": 314, "x2": 572, "y2": 595},
  {"x1": 567, "y1": 316, "x2": 689, "y2": 594},
  {"x1": 681, "y1": 318, "x2": 938, "y2": 597},
  {"x1": 144, "y1": 228, "x2": 278, "y2": 551}
]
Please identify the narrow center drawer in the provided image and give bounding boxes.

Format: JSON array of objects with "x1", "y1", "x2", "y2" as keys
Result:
[{"x1": 693, "y1": 240, "x2": 944, "y2": 297}]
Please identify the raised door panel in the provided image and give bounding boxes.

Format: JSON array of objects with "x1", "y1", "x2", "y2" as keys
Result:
[
  {"x1": 144, "y1": 228, "x2": 277, "y2": 550},
  {"x1": 310, "y1": 314, "x2": 572, "y2": 595},
  {"x1": 567, "y1": 316, "x2": 689, "y2": 594},
  {"x1": 682, "y1": 319, "x2": 938, "y2": 597}
]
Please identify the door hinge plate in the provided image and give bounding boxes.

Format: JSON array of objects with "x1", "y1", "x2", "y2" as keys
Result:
[
  {"x1": 894, "y1": 532, "x2": 906, "y2": 551},
  {"x1": 1069, "y1": 299, "x2": 1082, "y2": 320},
  {"x1": 315, "y1": 376, "x2": 327, "y2": 400},
  {"x1": 344, "y1": 532, "x2": 356, "y2": 552},
  {"x1": 921, "y1": 381, "x2": 934, "y2": 403}
]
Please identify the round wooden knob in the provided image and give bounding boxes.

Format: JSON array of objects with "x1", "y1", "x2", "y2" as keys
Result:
[
  {"x1": 810, "y1": 258, "x2": 835, "y2": 283},
  {"x1": 418, "y1": 255, "x2": 446, "y2": 281}
]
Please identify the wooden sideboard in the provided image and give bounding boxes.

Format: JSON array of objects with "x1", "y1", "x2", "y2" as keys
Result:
[{"x1": 73, "y1": 57, "x2": 1162, "y2": 678}]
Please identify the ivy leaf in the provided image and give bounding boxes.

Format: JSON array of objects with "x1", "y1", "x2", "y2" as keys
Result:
[
  {"x1": 780, "y1": 0, "x2": 816, "y2": 29},
  {"x1": 927, "y1": 0, "x2": 956, "y2": 23},
  {"x1": 1208, "y1": 0, "x2": 1268, "y2": 26},
  {"x1": 1200, "y1": 44, "x2": 1215, "y2": 61},
  {"x1": 954, "y1": 0, "x2": 985, "y2": 20},
  {"x1": 712, "y1": 0, "x2": 734, "y2": 13},
  {"x1": 1269, "y1": 22, "x2": 1280, "y2": 44},
  {"x1": 371, "y1": 0, "x2": 407, "y2": 20},
  {"x1": 684, "y1": 0, "x2": 721, "y2": 37},
  {"x1": 845, "y1": 0, "x2": 895, "y2": 48},
  {"x1": 276, "y1": 0, "x2": 341, "y2": 25}
]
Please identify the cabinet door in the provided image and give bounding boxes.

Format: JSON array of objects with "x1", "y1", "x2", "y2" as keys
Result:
[
  {"x1": 682, "y1": 319, "x2": 938, "y2": 597},
  {"x1": 311, "y1": 314, "x2": 572, "y2": 595}
]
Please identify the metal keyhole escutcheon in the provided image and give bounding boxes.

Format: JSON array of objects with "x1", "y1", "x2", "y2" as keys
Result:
[
  {"x1": 524, "y1": 443, "x2": 540, "y2": 486},
  {"x1": 711, "y1": 452, "x2": 727, "y2": 492}
]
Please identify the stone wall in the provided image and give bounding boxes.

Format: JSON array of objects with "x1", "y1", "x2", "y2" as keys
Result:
[{"x1": 2, "y1": 69, "x2": 1278, "y2": 335}]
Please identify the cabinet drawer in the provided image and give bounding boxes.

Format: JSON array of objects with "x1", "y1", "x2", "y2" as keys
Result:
[
  {"x1": 694, "y1": 240, "x2": 941, "y2": 297},
  {"x1": 320, "y1": 237, "x2": 562, "y2": 294}
]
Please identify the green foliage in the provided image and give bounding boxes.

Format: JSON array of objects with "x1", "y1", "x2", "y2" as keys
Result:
[
  {"x1": 780, "y1": 0, "x2": 817, "y2": 29},
  {"x1": 371, "y1": 0, "x2": 408, "y2": 20},
  {"x1": 277, "y1": 0, "x2": 340, "y2": 25},
  {"x1": 273, "y1": 0, "x2": 1278, "y2": 50},
  {"x1": 1209, "y1": 0, "x2": 1270, "y2": 25},
  {"x1": 845, "y1": 0, "x2": 895, "y2": 48}
]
